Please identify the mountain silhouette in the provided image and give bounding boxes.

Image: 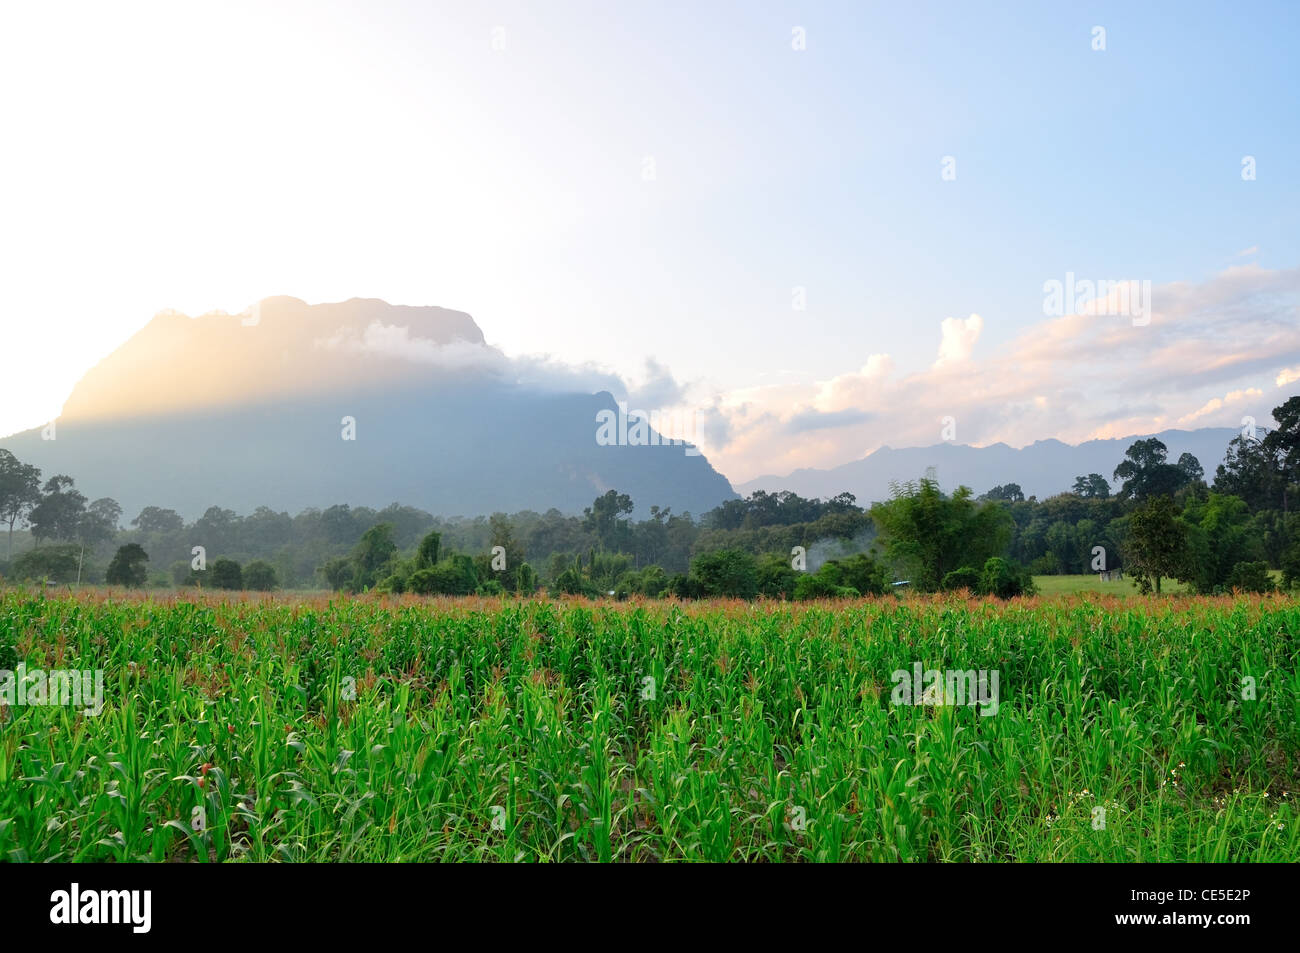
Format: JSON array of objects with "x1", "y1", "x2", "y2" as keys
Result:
[
  {"x1": 2, "y1": 297, "x2": 737, "y2": 520},
  {"x1": 737, "y1": 429, "x2": 1241, "y2": 503}
]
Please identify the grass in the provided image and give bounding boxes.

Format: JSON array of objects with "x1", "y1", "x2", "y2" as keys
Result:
[
  {"x1": 0, "y1": 587, "x2": 1297, "y2": 861},
  {"x1": 1032, "y1": 574, "x2": 1191, "y2": 596}
]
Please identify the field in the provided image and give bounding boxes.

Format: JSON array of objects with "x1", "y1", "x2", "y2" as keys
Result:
[
  {"x1": 1, "y1": 589, "x2": 1298, "y2": 862},
  {"x1": 1032, "y1": 574, "x2": 1191, "y2": 596}
]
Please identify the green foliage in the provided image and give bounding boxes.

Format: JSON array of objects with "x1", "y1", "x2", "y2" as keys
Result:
[
  {"x1": 105, "y1": 543, "x2": 149, "y2": 588},
  {"x1": 870, "y1": 479, "x2": 1011, "y2": 592},
  {"x1": 1122, "y1": 496, "x2": 1188, "y2": 594},
  {"x1": 755, "y1": 553, "x2": 798, "y2": 599},
  {"x1": 978, "y1": 556, "x2": 1035, "y2": 599},
  {"x1": 210, "y1": 558, "x2": 243, "y2": 591},
  {"x1": 350, "y1": 523, "x2": 397, "y2": 591},
  {"x1": 408, "y1": 554, "x2": 479, "y2": 596},
  {"x1": 689, "y1": 549, "x2": 759, "y2": 599},
  {"x1": 1226, "y1": 561, "x2": 1274, "y2": 594},
  {"x1": 242, "y1": 560, "x2": 279, "y2": 592},
  {"x1": 415, "y1": 530, "x2": 441, "y2": 570},
  {"x1": 12, "y1": 545, "x2": 80, "y2": 583},
  {"x1": 941, "y1": 566, "x2": 981, "y2": 592}
]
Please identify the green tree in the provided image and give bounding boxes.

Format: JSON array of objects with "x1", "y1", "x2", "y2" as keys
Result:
[
  {"x1": 1227, "y1": 560, "x2": 1274, "y2": 594},
  {"x1": 1114, "y1": 439, "x2": 1198, "y2": 503},
  {"x1": 689, "y1": 549, "x2": 759, "y2": 599},
  {"x1": 583, "y1": 490, "x2": 634, "y2": 552},
  {"x1": 210, "y1": 558, "x2": 243, "y2": 590},
  {"x1": 351, "y1": 523, "x2": 397, "y2": 590},
  {"x1": 0, "y1": 450, "x2": 41, "y2": 561},
  {"x1": 243, "y1": 560, "x2": 279, "y2": 591},
  {"x1": 13, "y1": 545, "x2": 79, "y2": 583},
  {"x1": 1123, "y1": 496, "x2": 1188, "y2": 594},
  {"x1": 981, "y1": 483, "x2": 1025, "y2": 503},
  {"x1": 870, "y1": 478, "x2": 1012, "y2": 592},
  {"x1": 1263, "y1": 395, "x2": 1300, "y2": 513},
  {"x1": 320, "y1": 557, "x2": 354, "y2": 591},
  {"x1": 28, "y1": 476, "x2": 87, "y2": 546},
  {"x1": 131, "y1": 506, "x2": 184, "y2": 535},
  {"x1": 415, "y1": 529, "x2": 441, "y2": 569},
  {"x1": 105, "y1": 543, "x2": 149, "y2": 588},
  {"x1": 1072, "y1": 473, "x2": 1112, "y2": 499}
]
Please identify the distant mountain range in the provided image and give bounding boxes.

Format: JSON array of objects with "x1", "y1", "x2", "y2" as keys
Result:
[
  {"x1": 1, "y1": 297, "x2": 737, "y2": 521},
  {"x1": 736, "y1": 428, "x2": 1241, "y2": 504}
]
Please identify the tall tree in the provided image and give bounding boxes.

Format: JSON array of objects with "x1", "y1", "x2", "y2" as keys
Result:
[
  {"x1": 870, "y1": 478, "x2": 1012, "y2": 591},
  {"x1": 1122, "y1": 496, "x2": 1188, "y2": 594},
  {"x1": 131, "y1": 506, "x2": 184, "y2": 535},
  {"x1": 0, "y1": 449, "x2": 42, "y2": 561},
  {"x1": 1263, "y1": 395, "x2": 1300, "y2": 513},
  {"x1": 1072, "y1": 473, "x2": 1112, "y2": 499},
  {"x1": 583, "y1": 490, "x2": 634, "y2": 552},
  {"x1": 28, "y1": 476, "x2": 88, "y2": 547}
]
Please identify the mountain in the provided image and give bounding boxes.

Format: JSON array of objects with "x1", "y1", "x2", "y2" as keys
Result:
[
  {"x1": 736, "y1": 429, "x2": 1241, "y2": 504},
  {"x1": 1, "y1": 297, "x2": 737, "y2": 520}
]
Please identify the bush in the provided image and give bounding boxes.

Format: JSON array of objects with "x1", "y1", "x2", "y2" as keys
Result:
[
  {"x1": 12, "y1": 546, "x2": 79, "y2": 583},
  {"x1": 408, "y1": 555, "x2": 479, "y2": 596},
  {"x1": 689, "y1": 549, "x2": 759, "y2": 599},
  {"x1": 243, "y1": 560, "x2": 279, "y2": 591},
  {"x1": 1227, "y1": 560, "x2": 1274, "y2": 594},
  {"x1": 756, "y1": 553, "x2": 798, "y2": 599},
  {"x1": 978, "y1": 557, "x2": 1035, "y2": 599},
  {"x1": 941, "y1": 566, "x2": 981, "y2": 592},
  {"x1": 210, "y1": 558, "x2": 243, "y2": 590},
  {"x1": 793, "y1": 574, "x2": 857, "y2": 600}
]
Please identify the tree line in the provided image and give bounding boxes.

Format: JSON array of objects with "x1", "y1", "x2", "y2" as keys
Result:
[{"x1": 2, "y1": 394, "x2": 1299, "y2": 598}]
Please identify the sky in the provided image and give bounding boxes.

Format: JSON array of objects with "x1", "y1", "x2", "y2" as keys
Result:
[{"x1": 1, "y1": 0, "x2": 1298, "y2": 484}]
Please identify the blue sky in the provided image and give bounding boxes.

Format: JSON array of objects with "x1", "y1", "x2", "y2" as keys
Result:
[{"x1": 1, "y1": 0, "x2": 1297, "y2": 481}]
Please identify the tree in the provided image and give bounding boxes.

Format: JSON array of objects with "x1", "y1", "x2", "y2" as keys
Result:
[
  {"x1": 1227, "y1": 560, "x2": 1274, "y2": 594},
  {"x1": 981, "y1": 483, "x2": 1025, "y2": 503},
  {"x1": 210, "y1": 558, "x2": 243, "y2": 590},
  {"x1": 243, "y1": 560, "x2": 279, "y2": 591},
  {"x1": 689, "y1": 549, "x2": 759, "y2": 599},
  {"x1": 415, "y1": 530, "x2": 441, "y2": 569},
  {"x1": 1113, "y1": 439, "x2": 1197, "y2": 503},
  {"x1": 978, "y1": 556, "x2": 1035, "y2": 599},
  {"x1": 1213, "y1": 433, "x2": 1281, "y2": 511},
  {"x1": 1122, "y1": 496, "x2": 1188, "y2": 594},
  {"x1": 1072, "y1": 473, "x2": 1111, "y2": 499},
  {"x1": 28, "y1": 476, "x2": 87, "y2": 546},
  {"x1": 13, "y1": 546, "x2": 79, "y2": 583},
  {"x1": 0, "y1": 450, "x2": 41, "y2": 561},
  {"x1": 320, "y1": 557, "x2": 354, "y2": 591},
  {"x1": 351, "y1": 523, "x2": 397, "y2": 590},
  {"x1": 487, "y1": 512, "x2": 525, "y2": 591},
  {"x1": 583, "y1": 490, "x2": 634, "y2": 552},
  {"x1": 870, "y1": 478, "x2": 1012, "y2": 592},
  {"x1": 105, "y1": 543, "x2": 149, "y2": 588},
  {"x1": 75, "y1": 497, "x2": 122, "y2": 585},
  {"x1": 1263, "y1": 395, "x2": 1300, "y2": 513},
  {"x1": 131, "y1": 506, "x2": 184, "y2": 535}
]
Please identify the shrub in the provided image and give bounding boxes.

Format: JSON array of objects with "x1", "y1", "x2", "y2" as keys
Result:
[
  {"x1": 243, "y1": 560, "x2": 279, "y2": 591},
  {"x1": 210, "y1": 558, "x2": 243, "y2": 591},
  {"x1": 1227, "y1": 560, "x2": 1274, "y2": 594},
  {"x1": 979, "y1": 557, "x2": 1035, "y2": 599},
  {"x1": 941, "y1": 566, "x2": 981, "y2": 592},
  {"x1": 12, "y1": 546, "x2": 79, "y2": 583}
]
